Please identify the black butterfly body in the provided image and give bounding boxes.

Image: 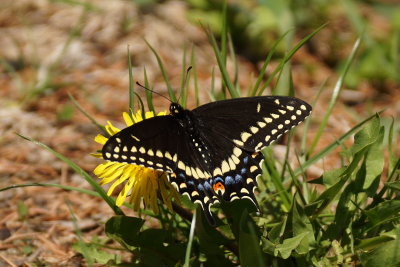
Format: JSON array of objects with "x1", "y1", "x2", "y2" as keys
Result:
[{"x1": 102, "y1": 96, "x2": 312, "y2": 225}]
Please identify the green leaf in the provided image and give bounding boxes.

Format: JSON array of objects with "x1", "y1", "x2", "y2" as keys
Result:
[
  {"x1": 308, "y1": 167, "x2": 346, "y2": 186},
  {"x1": 105, "y1": 215, "x2": 144, "y2": 250},
  {"x1": 356, "y1": 233, "x2": 396, "y2": 251},
  {"x1": 238, "y1": 210, "x2": 265, "y2": 267},
  {"x1": 195, "y1": 207, "x2": 232, "y2": 256},
  {"x1": 306, "y1": 175, "x2": 347, "y2": 215},
  {"x1": 291, "y1": 201, "x2": 315, "y2": 254},
  {"x1": 385, "y1": 181, "x2": 400, "y2": 191},
  {"x1": 73, "y1": 241, "x2": 120, "y2": 265},
  {"x1": 351, "y1": 115, "x2": 381, "y2": 156},
  {"x1": 360, "y1": 227, "x2": 400, "y2": 267},
  {"x1": 268, "y1": 219, "x2": 287, "y2": 244},
  {"x1": 275, "y1": 232, "x2": 309, "y2": 259},
  {"x1": 365, "y1": 200, "x2": 400, "y2": 226},
  {"x1": 324, "y1": 182, "x2": 355, "y2": 240},
  {"x1": 363, "y1": 128, "x2": 384, "y2": 190},
  {"x1": 68, "y1": 93, "x2": 106, "y2": 134}
]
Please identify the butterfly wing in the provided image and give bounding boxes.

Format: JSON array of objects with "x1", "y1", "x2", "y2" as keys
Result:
[
  {"x1": 192, "y1": 96, "x2": 312, "y2": 152},
  {"x1": 102, "y1": 115, "x2": 219, "y2": 224},
  {"x1": 187, "y1": 96, "x2": 312, "y2": 217},
  {"x1": 101, "y1": 96, "x2": 312, "y2": 226}
]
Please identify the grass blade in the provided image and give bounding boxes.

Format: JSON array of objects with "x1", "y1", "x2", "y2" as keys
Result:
[
  {"x1": 257, "y1": 24, "x2": 326, "y2": 96},
  {"x1": 308, "y1": 37, "x2": 361, "y2": 154},
  {"x1": 292, "y1": 111, "x2": 382, "y2": 177},
  {"x1": 207, "y1": 28, "x2": 240, "y2": 98},
  {"x1": 128, "y1": 46, "x2": 135, "y2": 113},
  {"x1": 143, "y1": 67, "x2": 155, "y2": 113},
  {"x1": 145, "y1": 39, "x2": 177, "y2": 102},
  {"x1": 184, "y1": 210, "x2": 196, "y2": 267},
  {"x1": 68, "y1": 93, "x2": 106, "y2": 135},
  {"x1": 300, "y1": 79, "x2": 327, "y2": 153},
  {"x1": 17, "y1": 134, "x2": 124, "y2": 216},
  {"x1": 250, "y1": 30, "x2": 291, "y2": 96},
  {"x1": 190, "y1": 46, "x2": 200, "y2": 106},
  {"x1": 0, "y1": 182, "x2": 100, "y2": 197}
]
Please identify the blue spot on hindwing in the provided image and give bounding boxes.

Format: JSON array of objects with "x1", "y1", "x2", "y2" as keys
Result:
[
  {"x1": 225, "y1": 176, "x2": 234, "y2": 185},
  {"x1": 204, "y1": 181, "x2": 212, "y2": 191},
  {"x1": 243, "y1": 156, "x2": 249, "y2": 165},
  {"x1": 197, "y1": 183, "x2": 204, "y2": 191},
  {"x1": 235, "y1": 174, "x2": 243, "y2": 183},
  {"x1": 241, "y1": 168, "x2": 247, "y2": 175}
]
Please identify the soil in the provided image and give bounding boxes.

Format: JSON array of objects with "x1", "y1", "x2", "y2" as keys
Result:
[{"x1": 0, "y1": 0, "x2": 398, "y2": 265}]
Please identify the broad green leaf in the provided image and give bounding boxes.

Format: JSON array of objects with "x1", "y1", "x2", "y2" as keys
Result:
[
  {"x1": 221, "y1": 199, "x2": 258, "y2": 238},
  {"x1": 238, "y1": 211, "x2": 265, "y2": 267},
  {"x1": 324, "y1": 183, "x2": 355, "y2": 240},
  {"x1": 261, "y1": 236, "x2": 275, "y2": 256},
  {"x1": 356, "y1": 233, "x2": 396, "y2": 251},
  {"x1": 291, "y1": 201, "x2": 315, "y2": 254},
  {"x1": 73, "y1": 241, "x2": 120, "y2": 265},
  {"x1": 360, "y1": 227, "x2": 400, "y2": 267},
  {"x1": 137, "y1": 229, "x2": 167, "y2": 247},
  {"x1": 274, "y1": 232, "x2": 309, "y2": 259},
  {"x1": 306, "y1": 176, "x2": 347, "y2": 215},
  {"x1": 385, "y1": 181, "x2": 400, "y2": 191},
  {"x1": 308, "y1": 167, "x2": 346, "y2": 186},
  {"x1": 351, "y1": 115, "x2": 380, "y2": 156},
  {"x1": 195, "y1": 207, "x2": 231, "y2": 255},
  {"x1": 268, "y1": 218, "x2": 287, "y2": 243},
  {"x1": 105, "y1": 215, "x2": 144, "y2": 250},
  {"x1": 365, "y1": 200, "x2": 400, "y2": 226},
  {"x1": 362, "y1": 127, "x2": 384, "y2": 189}
]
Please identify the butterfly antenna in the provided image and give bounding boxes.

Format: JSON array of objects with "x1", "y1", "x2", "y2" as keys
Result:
[
  {"x1": 136, "y1": 82, "x2": 171, "y2": 103},
  {"x1": 177, "y1": 66, "x2": 192, "y2": 104}
]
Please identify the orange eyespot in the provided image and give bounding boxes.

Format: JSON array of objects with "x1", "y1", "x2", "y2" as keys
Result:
[{"x1": 213, "y1": 182, "x2": 225, "y2": 192}]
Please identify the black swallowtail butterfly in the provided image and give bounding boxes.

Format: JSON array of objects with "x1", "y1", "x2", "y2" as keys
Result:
[{"x1": 102, "y1": 96, "x2": 311, "y2": 225}]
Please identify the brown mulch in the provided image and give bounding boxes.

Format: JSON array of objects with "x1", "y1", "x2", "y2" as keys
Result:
[{"x1": 0, "y1": 0, "x2": 399, "y2": 266}]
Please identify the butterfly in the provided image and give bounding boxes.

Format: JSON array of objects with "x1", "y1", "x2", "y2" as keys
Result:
[{"x1": 102, "y1": 96, "x2": 312, "y2": 225}]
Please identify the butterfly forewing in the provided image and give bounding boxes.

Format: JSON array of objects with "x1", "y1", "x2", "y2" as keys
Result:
[
  {"x1": 102, "y1": 116, "x2": 182, "y2": 173},
  {"x1": 193, "y1": 96, "x2": 312, "y2": 152}
]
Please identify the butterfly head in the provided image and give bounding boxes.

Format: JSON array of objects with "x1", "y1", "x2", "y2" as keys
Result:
[{"x1": 170, "y1": 102, "x2": 184, "y2": 116}]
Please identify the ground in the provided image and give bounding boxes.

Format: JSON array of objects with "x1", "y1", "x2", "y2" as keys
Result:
[{"x1": 0, "y1": 0, "x2": 399, "y2": 265}]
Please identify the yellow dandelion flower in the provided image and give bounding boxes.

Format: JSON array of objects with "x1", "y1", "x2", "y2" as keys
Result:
[{"x1": 93, "y1": 110, "x2": 181, "y2": 215}]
